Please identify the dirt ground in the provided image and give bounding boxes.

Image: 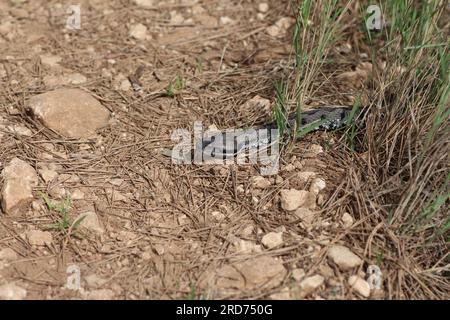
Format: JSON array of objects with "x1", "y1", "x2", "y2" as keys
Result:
[{"x1": 0, "y1": 0, "x2": 445, "y2": 300}]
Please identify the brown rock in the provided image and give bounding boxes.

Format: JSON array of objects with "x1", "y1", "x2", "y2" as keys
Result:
[
  {"x1": 1, "y1": 158, "x2": 38, "y2": 215},
  {"x1": 251, "y1": 176, "x2": 271, "y2": 189},
  {"x1": 327, "y1": 245, "x2": 363, "y2": 270},
  {"x1": 0, "y1": 283, "x2": 27, "y2": 300},
  {"x1": 76, "y1": 211, "x2": 105, "y2": 234},
  {"x1": 292, "y1": 268, "x2": 305, "y2": 281},
  {"x1": 38, "y1": 167, "x2": 58, "y2": 183},
  {"x1": 341, "y1": 212, "x2": 354, "y2": 228},
  {"x1": 261, "y1": 232, "x2": 283, "y2": 249},
  {"x1": 129, "y1": 23, "x2": 148, "y2": 40},
  {"x1": 269, "y1": 287, "x2": 291, "y2": 300},
  {"x1": 134, "y1": 0, "x2": 154, "y2": 8},
  {"x1": 299, "y1": 275, "x2": 324, "y2": 296},
  {"x1": 0, "y1": 248, "x2": 18, "y2": 261},
  {"x1": 26, "y1": 89, "x2": 110, "y2": 139},
  {"x1": 39, "y1": 54, "x2": 62, "y2": 68},
  {"x1": 26, "y1": 230, "x2": 53, "y2": 246},
  {"x1": 349, "y1": 275, "x2": 371, "y2": 298},
  {"x1": 294, "y1": 208, "x2": 317, "y2": 227},
  {"x1": 202, "y1": 255, "x2": 286, "y2": 298},
  {"x1": 85, "y1": 289, "x2": 115, "y2": 300},
  {"x1": 85, "y1": 274, "x2": 107, "y2": 289},
  {"x1": 280, "y1": 189, "x2": 316, "y2": 211},
  {"x1": 296, "y1": 171, "x2": 317, "y2": 183}
]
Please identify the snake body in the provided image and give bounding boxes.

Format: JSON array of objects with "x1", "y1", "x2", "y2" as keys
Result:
[
  {"x1": 200, "y1": 106, "x2": 354, "y2": 158},
  {"x1": 167, "y1": 106, "x2": 357, "y2": 162}
]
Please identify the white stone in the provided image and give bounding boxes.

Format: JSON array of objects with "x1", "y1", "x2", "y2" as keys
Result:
[
  {"x1": 219, "y1": 16, "x2": 234, "y2": 26},
  {"x1": 240, "y1": 225, "x2": 254, "y2": 237},
  {"x1": 153, "y1": 244, "x2": 165, "y2": 256},
  {"x1": 261, "y1": 232, "x2": 283, "y2": 249},
  {"x1": 280, "y1": 189, "x2": 316, "y2": 211},
  {"x1": 111, "y1": 190, "x2": 127, "y2": 202},
  {"x1": 266, "y1": 25, "x2": 280, "y2": 37},
  {"x1": 6, "y1": 125, "x2": 33, "y2": 136},
  {"x1": 48, "y1": 186, "x2": 66, "y2": 199},
  {"x1": 341, "y1": 212, "x2": 354, "y2": 228},
  {"x1": 134, "y1": 0, "x2": 154, "y2": 8},
  {"x1": 308, "y1": 144, "x2": 323, "y2": 155},
  {"x1": 211, "y1": 211, "x2": 225, "y2": 222},
  {"x1": 85, "y1": 274, "x2": 107, "y2": 289},
  {"x1": 294, "y1": 208, "x2": 317, "y2": 226},
  {"x1": 66, "y1": 73, "x2": 87, "y2": 84},
  {"x1": 327, "y1": 245, "x2": 363, "y2": 270},
  {"x1": 234, "y1": 239, "x2": 261, "y2": 254},
  {"x1": 292, "y1": 268, "x2": 305, "y2": 281},
  {"x1": 129, "y1": 23, "x2": 148, "y2": 40},
  {"x1": 282, "y1": 163, "x2": 295, "y2": 172},
  {"x1": 299, "y1": 275, "x2": 324, "y2": 295},
  {"x1": 0, "y1": 21, "x2": 13, "y2": 37},
  {"x1": 258, "y1": 3, "x2": 269, "y2": 13},
  {"x1": 170, "y1": 11, "x2": 184, "y2": 24},
  {"x1": 0, "y1": 248, "x2": 18, "y2": 261},
  {"x1": 242, "y1": 95, "x2": 271, "y2": 115},
  {"x1": 296, "y1": 171, "x2": 317, "y2": 183},
  {"x1": 0, "y1": 283, "x2": 27, "y2": 300},
  {"x1": 213, "y1": 255, "x2": 287, "y2": 294},
  {"x1": 349, "y1": 275, "x2": 371, "y2": 298},
  {"x1": 39, "y1": 54, "x2": 62, "y2": 67},
  {"x1": 266, "y1": 17, "x2": 295, "y2": 38},
  {"x1": 319, "y1": 264, "x2": 335, "y2": 278},
  {"x1": 119, "y1": 79, "x2": 131, "y2": 91},
  {"x1": 108, "y1": 178, "x2": 124, "y2": 186},
  {"x1": 26, "y1": 230, "x2": 53, "y2": 246},
  {"x1": 76, "y1": 211, "x2": 104, "y2": 234},
  {"x1": 38, "y1": 168, "x2": 58, "y2": 183},
  {"x1": 71, "y1": 189, "x2": 85, "y2": 200},
  {"x1": 85, "y1": 289, "x2": 115, "y2": 300},
  {"x1": 276, "y1": 17, "x2": 295, "y2": 30},
  {"x1": 251, "y1": 176, "x2": 271, "y2": 189},
  {"x1": 1, "y1": 158, "x2": 38, "y2": 215},
  {"x1": 309, "y1": 178, "x2": 326, "y2": 195},
  {"x1": 42, "y1": 74, "x2": 65, "y2": 87}
]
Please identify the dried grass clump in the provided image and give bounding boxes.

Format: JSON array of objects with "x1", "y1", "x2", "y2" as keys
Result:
[
  {"x1": 329, "y1": 1, "x2": 449, "y2": 299},
  {"x1": 285, "y1": 0, "x2": 449, "y2": 299}
]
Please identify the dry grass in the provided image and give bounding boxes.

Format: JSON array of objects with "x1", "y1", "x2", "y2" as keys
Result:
[{"x1": 282, "y1": 0, "x2": 449, "y2": 299}]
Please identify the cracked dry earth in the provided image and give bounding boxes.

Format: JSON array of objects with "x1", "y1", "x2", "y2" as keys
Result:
[{"x1": 0, "y1": 0, "x2": 378, "y2": 300}]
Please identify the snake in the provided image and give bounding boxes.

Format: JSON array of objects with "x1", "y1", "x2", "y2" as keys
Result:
[{"x1": 167, "y1": 106, "x2": 357, "y2": 162}]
